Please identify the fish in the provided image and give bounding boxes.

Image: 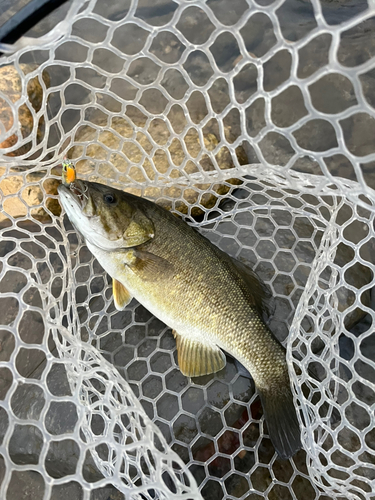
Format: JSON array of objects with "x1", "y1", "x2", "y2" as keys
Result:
[{"x1": 58, "y1": 174, "x2": 302, "y2": 459}]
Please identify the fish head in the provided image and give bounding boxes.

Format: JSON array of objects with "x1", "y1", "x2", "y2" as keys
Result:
[{"x1": 58, "y1": 180, "x2": 154, "y2": 250}]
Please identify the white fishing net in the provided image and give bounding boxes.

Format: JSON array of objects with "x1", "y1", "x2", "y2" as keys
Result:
[{"x1": 0, "y1": 0, "x2": 374, "y2": 498}]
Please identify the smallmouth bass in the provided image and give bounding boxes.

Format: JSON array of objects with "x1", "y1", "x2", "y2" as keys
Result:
[{"x1": 58, "y1": 175, "x2": 302, "y2": 459}]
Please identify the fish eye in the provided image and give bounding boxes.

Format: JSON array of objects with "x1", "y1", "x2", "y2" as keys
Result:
[{"x1": 104, "y1": 193, "x2": 116, "y2": 204}]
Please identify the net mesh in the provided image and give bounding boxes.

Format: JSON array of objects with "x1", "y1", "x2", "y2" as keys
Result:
[{"x1": 0, "y1": 0, "x2": 374, "y2": 498}]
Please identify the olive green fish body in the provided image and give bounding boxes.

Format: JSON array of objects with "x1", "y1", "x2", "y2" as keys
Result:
[
  {"x1": 58, "y1": 180, "x2": 301, "y2": 459},
  {"x1": 95, "y1": 198, "x2": 286, "y2": 385}
]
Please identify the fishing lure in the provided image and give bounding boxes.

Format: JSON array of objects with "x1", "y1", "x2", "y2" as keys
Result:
[{"x1": 62, "y1": 159, "x2": 76, "y2": 186}]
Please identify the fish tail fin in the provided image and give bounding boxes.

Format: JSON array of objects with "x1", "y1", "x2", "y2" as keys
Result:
[{"x1": 258, "y1": 384, "x2": 302, "y2": 459}]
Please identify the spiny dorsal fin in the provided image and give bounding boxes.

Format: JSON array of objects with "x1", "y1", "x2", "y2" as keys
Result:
[
  {"x1": 126, "y1": 250, "x2": 174, "y2": 281},
  {"x1": 174, "y1": 331, "x2": 226, "y2": 377},
  {"x1": 113, "y1": 279, "x2": 132, "y2": 310}
]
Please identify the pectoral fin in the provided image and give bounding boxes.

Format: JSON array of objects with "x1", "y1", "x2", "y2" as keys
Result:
[
  {"x1": 113, "y1": 279, "x2": 132, "y2": 310},
  {"x1": 174, "y1": 331, "x2": 226, "y2": 377},
  {"x1": 125, "y1": 250, "x2": 174, "y2": 281}
]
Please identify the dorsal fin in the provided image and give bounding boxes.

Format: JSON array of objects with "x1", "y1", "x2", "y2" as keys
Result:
[
  {"x1": 207, "y1": 242, "x2": 274, "y2": 319},
  {"x1": 228, "y1": 255, "x2": 275, "y2": 320}
]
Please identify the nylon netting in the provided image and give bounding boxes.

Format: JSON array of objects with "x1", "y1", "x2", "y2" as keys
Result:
[{"x1": 0, "y1": 0, "x2": 374, "y2": 498}]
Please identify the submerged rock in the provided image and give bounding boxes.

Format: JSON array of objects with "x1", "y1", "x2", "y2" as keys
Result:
[
  {"x1": 0, "y1": 64, "x2": 52, "y2": 223},
  {"x1": 0, "y1": 64, "x2": 50, "y2": 156},
  {"x1": 67, "y1": 110, "x2": 247, "y2": 217}
]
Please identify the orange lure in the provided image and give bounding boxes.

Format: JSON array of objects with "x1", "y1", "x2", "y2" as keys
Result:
[{"x1": 62, "y1": 159, "x2": 76, "y2": 186}]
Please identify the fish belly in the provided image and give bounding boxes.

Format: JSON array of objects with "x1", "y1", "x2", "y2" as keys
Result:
[{"x1": 86, "y1": 241, "x2": 214, "y2": 343}]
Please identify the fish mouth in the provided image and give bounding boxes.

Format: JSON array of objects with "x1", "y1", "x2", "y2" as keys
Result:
[{"x1": 58, "y1": 180, "x2": 88, "y2": 210}]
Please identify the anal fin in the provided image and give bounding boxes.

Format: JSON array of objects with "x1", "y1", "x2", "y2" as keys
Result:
[
  {"x1": 174, "y1": 330, "x2": 226, "y2": 377},
  {"x1": 113, "y1": 279, "x2": 132, "y2": 310}
]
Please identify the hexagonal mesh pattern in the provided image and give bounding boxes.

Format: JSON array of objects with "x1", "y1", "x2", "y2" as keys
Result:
[{"x1": 0, "y1": 0, "x2": 375, "y2": 498}]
